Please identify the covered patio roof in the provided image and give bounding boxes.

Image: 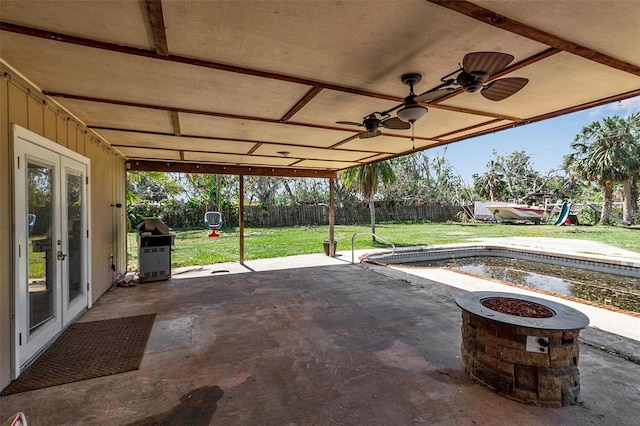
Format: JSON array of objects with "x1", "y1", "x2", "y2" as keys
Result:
[{"x1": 1, "y1": 0, "x2": 639, "y2": 178}]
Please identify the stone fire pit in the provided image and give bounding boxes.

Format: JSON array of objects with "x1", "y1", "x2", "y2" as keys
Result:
[{"x1": 455, "y1": 291, "x2": 590, "y2": 407}]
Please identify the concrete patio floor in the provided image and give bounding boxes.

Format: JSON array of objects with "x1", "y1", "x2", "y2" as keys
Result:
[{"x1": 1, "y1": 245, "x2": 640, "y2": 425}]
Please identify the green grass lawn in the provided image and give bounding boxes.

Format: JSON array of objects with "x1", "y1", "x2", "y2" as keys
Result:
[{"x1": 127, "y1": 222, "x2": 640, "y2": 271}]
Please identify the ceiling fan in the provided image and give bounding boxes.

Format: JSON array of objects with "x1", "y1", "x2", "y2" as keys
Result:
[
  {"x1": 336, "y1": 52, "x2": 528, "y2": 141},
  {"x1": 335, "y1": 74, "x2": 427, "y2": 148},
  {"x1": 415, "y1": 51, "x2": 529, "y2": 103},
  {"x1": 336, "y1": 113, "x2": 409, "y2": 139}
]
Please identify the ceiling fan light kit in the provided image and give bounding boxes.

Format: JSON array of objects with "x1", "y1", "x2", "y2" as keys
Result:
[
  {"x1": 397, "y1": 73, "x2": 427, "y2": 123},
  {"x1": 397, "y1": 103, "x2": 427, "y2": 123}
]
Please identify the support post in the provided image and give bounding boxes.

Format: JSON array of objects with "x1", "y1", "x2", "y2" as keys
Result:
[
  {"x1": 239, "y1": 174, "x2": 245, "y2": 265},
  {"x1": 329, "y1": 177, "x2": 335, "y2": 256},
  {"x1": 215, "y1": 174, "x2": 221, "y2": 212}
]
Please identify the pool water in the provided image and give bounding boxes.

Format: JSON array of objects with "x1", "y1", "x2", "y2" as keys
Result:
[{"x1": 410, "y1": 257, "x2": 640, "y2": 313}]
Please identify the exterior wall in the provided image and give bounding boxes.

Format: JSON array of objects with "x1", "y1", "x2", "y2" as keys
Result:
[{"x1": 0, "y1": 69, "x2": 127, "y2": 390}]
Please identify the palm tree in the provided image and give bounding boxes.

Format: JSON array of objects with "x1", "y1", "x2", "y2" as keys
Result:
[
  {"x1": 563, "y1": 113, "x2": 640, "y2": 224},
  {"x1": 341, "y1": 161, "x2": 396, "y2": 241}
]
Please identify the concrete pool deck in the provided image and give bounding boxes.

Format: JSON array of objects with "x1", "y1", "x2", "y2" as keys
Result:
[{"x1": 172, "y1": 237, "x2": 640, "y2": 342}]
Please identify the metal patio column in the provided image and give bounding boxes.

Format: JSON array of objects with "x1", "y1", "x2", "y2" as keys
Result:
[
  {"x1": 329, "y1": 177, "x2": 335, "y2": 256},
  {"x1": 239, "y1": 174, "x2": 245, "y2": 265}
]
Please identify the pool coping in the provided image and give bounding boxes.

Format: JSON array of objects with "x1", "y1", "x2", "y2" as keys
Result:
[{"x1": 361, "y1": 243, "x2": 640, "y2": 278}]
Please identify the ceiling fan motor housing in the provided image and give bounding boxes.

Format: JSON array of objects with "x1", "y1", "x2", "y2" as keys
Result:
[
  {"x1": 363, "y1": 116, "x2": 381, "y2": 132},
  {"x1": 457, "y1": 71, "x2": 488, "y2": 92}
]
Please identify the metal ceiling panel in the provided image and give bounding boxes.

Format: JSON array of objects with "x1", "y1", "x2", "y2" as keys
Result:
[
  {"x1": 252, "y1": 144, "x2": 371, "y2": 163},
  {"x1": 0, "y1": 0, "x2": 152, "y2": 49},
  {"x1": 181, "y1": 152, "x2": 294, "y2": 167},
  {"x1": 338, "y1": 135, "x2": 417, "y2": 155},
  {"x1": 92, "y1": 130, "x2": 256, "y2": 154},
  {"x1": 179, "y1": 113, "x2": 354, "y2": 147},
  {"x1": 163, "y1": 0, "x2": 546, "y2": 94},
  {"x1": 52, "y1": 98, "x2": 174, "y2": 134},
  {"x1": 294, "y1": 159, "x2": 361, "y2": 170},
  {"x1": 117, "y1": 146, "x2": 181, "y2": 161}
]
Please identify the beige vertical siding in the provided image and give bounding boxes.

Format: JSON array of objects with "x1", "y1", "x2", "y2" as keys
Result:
[
  {"x1": 0, "y1": 74, "x2": 12, "y2": 393},
  {"x1": 0, "y1": 70, "x2": 126, "y2": 390},
  {"x1": 56, "y1": 115, "x2": 68, "y2": 146},
  {"x1": 44, "y1": 106, "x2": 57, "y2": 142}
]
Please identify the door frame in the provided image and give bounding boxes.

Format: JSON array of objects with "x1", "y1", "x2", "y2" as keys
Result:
[{"x1": 12, "y1": 124, "x2": 92, "y2": 378}]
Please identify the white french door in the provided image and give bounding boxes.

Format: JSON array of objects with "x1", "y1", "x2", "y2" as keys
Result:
[{"x1": 13, "y1": 125, "x2": 91, "y2": 375}]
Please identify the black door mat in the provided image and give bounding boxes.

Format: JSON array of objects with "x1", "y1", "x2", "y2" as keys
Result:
[{"x1": 1, "y1": 313, "x2": 156, "y2": 396}]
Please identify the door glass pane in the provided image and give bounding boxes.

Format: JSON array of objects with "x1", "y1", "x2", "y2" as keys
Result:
[
  {"x1": 27, "y1": 162, "x2": 55, "y2": 334},
  {"x1": 67, "y1": 172, "x2": 83, "y2": 304}
]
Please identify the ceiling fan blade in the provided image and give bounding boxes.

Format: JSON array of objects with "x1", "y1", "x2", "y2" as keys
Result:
[
  {"x1": 359, "y1": 130, "x2": 382, "y2": 139},
  {"x1": 415, "y1": 88, "x2": 456, "y2": 102},
  {"x1": 481, "y1": 77, "x2": 529, "y2": 101},
  {"x1": 336, "y1": 121, "x2": 364, "y2": 127},
  {"x1": 463, "y1": 52, "x2": 514, "y2": 75},
  {"x1": 381, "y1": 117, "x2": 410, "y2": 130}
]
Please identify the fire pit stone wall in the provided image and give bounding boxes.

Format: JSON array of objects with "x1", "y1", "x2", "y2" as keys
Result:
[{"x1": 456, "y1": 292, "x2": 589, "y2": 408}]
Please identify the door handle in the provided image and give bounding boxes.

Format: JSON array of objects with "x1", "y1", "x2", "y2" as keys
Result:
[{"x1": 57, "y1": 250, "x2": 67, "y2": 261}]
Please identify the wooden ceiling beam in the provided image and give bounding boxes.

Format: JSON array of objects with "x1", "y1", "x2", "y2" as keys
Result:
[
  {"x1": 145, "y1": 0, "x2": 169, "y2": 56},
  {"x1": 247, "y1": 143, "x2": 262, "y2": 155},
  {"x1": 169, "y1": 111, "x2": 180, "y2": 136},
  {"x1": 328, "y1": 134, "x2": 361, "y2": 149},
  {"x1": 126, "y1": 159, "x2": 338, "y2": 178},
  {"x1": 280, "y1": 87, "x2": 323, "y2": 122},
  {"x1": 428, "y1": 0, "x2": 640, "y2": 76}
]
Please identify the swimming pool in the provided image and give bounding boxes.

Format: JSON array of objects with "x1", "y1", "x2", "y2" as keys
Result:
[{"x1": 364, "y1": 246, "x2": 640, "y2": 313}]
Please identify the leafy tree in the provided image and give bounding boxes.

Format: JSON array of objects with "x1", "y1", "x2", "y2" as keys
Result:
[
  {"x1": 380, "y1": 151, "x2": 468, "y2": 206},
  {"x1": 127, "y1": 171, "x2": 181, "y2": 202},
  {"x1": 274, "y1": 178, "x2": 333, "y2": 206},
  {"x1": 472, "y1": 150, "x2": 561, "y2": 205},
  {"x1": 178, "y1": 173, "x2": 223, "y2": 211},
  {"x1": 333, "y1": 178, "x2": 359, "y2": 208},
  {"x1": 564, "y1": 113, "x2": 640, "y2": 224},
  {"x1": 341, "y1": 161, "x2": 396, "y2": 240},
  {"x1": 473, "y1": 163, "x2": 505, "y2": 202},
  {"x1": 423, "y1": 153, "x2": 468, "y2": 205}
]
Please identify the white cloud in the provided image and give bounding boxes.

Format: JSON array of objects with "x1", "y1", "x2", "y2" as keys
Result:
[{"x1": 587, "y1": 95, "x2": 640, "y2": 119}]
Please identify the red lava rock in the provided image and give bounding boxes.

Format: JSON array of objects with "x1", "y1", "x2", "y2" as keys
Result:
[{"x1": 481, "y1": 297, "x2": 554, "y2": 318}]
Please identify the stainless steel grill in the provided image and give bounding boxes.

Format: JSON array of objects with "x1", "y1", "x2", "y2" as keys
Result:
[{"x1": 136, "y1": 218, "x2": 175, "y2": 283}]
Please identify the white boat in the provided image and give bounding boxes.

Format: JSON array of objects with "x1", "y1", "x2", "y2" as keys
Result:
[{"x1": 486, "y1": 204, "x2": 545, "y2": 223}]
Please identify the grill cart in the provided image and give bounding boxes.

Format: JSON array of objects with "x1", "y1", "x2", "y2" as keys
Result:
[{"x1": 136, "y1": 218, "x2": 175, "y2": 282}]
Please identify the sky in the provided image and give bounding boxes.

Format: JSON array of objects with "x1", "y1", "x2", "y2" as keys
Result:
[{"x1": 426, "y1": 96, "x2": 640, "y2": 186}]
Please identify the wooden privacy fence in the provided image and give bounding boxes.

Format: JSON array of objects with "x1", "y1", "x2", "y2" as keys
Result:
[
  {"x1": 241, "y1": 204, "x2": 461, "y2": 227},
  {"x1": 130, "y1": 203, "x2": 461, "y2": 230}
]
